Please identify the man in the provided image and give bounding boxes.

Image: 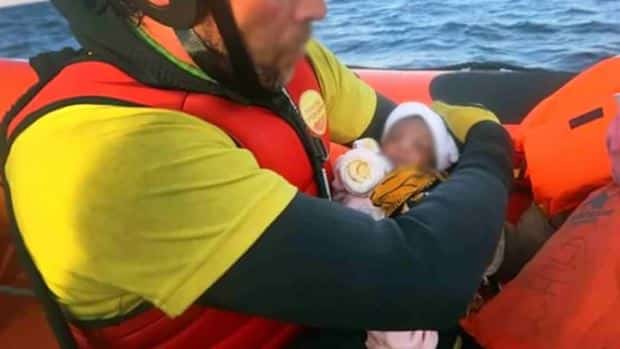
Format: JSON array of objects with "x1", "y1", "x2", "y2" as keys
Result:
[{"x1": 2, "y1": 0, "x2": 512, "y2": 348}]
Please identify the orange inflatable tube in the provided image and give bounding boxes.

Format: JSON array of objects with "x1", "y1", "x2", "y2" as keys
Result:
[
  {"x1": 0, "y1": 61, "x2": 37, "y2": 231},
  {"x1": 356, "y1": 69, "x2": 440, "y2": 104},
  {"x1": 0, "y1": 60, "x2": 57, "y2": 349},
  {"x1": 0, "y1": 59, "x2": 37, "y2": 267},
  {"x1": 463, "y1": 183, "x2": 620, "y2": 349},
  {"x1": 0, "y1": 59, "x2": 584, "y2": 348},
  {"x1": 0, "y1": 59, "x2": 37, "y2": 118},
  {"x1": 0, "y1": 60, "x2": 36, "y2": 286}
]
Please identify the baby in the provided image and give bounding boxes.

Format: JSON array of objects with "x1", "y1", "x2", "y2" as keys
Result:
[
  {"x1": 334, "y1": 102, "x2": 508, "y2": 349},
  {"x1": 333, "y1": 102, "x2": 459, "y2": 220},
  {"x1": 382, "y1": 102, "x2": 459, "y2": 171},
  {"x1": 333, "y1": 102, "x2": 461, "y2": 349}
]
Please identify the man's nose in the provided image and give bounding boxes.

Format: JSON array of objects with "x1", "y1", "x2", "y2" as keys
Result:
[{"x1": 295, "y1": 0, "x2": 327, "y2": 22}]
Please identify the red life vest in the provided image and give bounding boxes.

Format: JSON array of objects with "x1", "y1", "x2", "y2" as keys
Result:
[
  {"x1": 5, "y1": 58, "x2": 332, "y2": 349},
  {"x1": 462, "y1": 183, "x2": 620, "y2": 349}
]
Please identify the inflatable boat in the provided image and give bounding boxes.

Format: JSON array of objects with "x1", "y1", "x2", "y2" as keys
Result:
[{"x1": 0, "y1": 56, "x2": 618, "y2": 348}]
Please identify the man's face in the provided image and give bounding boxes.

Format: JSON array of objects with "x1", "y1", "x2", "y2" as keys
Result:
[{"x1": 228, "y1": 0, "x2": 326, "y2": 87}]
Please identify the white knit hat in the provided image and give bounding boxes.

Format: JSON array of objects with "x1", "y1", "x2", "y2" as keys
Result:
[{"x1": 382, "y1": 102, "x2": 459, "y2": 171}]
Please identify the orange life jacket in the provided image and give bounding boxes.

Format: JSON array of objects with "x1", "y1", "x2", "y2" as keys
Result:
[
  {"x1": 462, "y1": 183, "x2": 620, "y2": 349},
  {"x1": 3, "y1": 57, "x2": 332, "y2": 349},
  {"x1": 609, "y1": 111, "x2": 620, "y2": 184},
  {"x1": 520, "y1": 56, "x2": 620, "y2": 215}
]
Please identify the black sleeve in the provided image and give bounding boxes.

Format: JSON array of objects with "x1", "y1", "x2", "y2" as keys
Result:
[
  {"x1": 199, "y1": 122, "x2": 512, "y2": 331},
  {"x1": 359, "y1": 92, "x2": 397, "y2": 140}
]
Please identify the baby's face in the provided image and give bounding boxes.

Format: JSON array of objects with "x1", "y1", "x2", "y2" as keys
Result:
[{"x1": 382, "y1": 117, "x2": 435, "y2": 169}]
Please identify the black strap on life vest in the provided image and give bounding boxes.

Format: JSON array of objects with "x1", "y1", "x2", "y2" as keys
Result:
[
  {"x1": 0, "y1": 180, "x2": 79, "y2": 349},
  {"x1": 167, "y1": 3, "x2": 272, "y2": 104},
  {"x1": 209, "y1": 0, "x2": 267, "y2": 99},
  {"x1": 130, "y1": 0, "x2": 267, "y2": 100}
]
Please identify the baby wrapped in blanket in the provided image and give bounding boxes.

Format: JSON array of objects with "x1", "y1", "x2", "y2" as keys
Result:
[
  {"x1": 333, "y1": 102, "x2": 504, "y2": 349},
  {"x1": 333, "y1": 102, "x2": 459, "y2": 219}
]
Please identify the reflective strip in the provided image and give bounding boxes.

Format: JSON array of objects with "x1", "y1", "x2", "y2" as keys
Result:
[
  {"x1": 0, "y1": 285, "x2": 35, "y2": 297},
  {"x1": 321, "y1": 168, "x2": 332, "y2": 201}
]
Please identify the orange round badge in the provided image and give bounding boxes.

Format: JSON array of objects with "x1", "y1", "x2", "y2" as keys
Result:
[{"x1": 299, "y1": 90, "x2": 327, "y2": 136}]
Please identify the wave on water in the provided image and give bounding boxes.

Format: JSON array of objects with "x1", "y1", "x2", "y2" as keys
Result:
[
  {"x1": 0, "y1": 0, "x2": 618, "y2": 71},
  {"x1": 315, "y1": 0, "x2": 620, "y2": 71},
  {"x1": 0, "y1": 0, "x2": 46, "y2": 9}
]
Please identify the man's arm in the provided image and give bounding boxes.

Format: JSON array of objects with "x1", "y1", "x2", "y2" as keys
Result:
[
  {"x1": 306, "y1": 40, "x2": 397, "y2": 144},
  {"x1": 200, "y1": 121, "x2": 512, "y2": 331},
  {"x1": 54, "y1": 91, "x2": 510, "y2": 331},
  {"x1": 360, "y1": 92, "x2": 398, "y2": 140}
]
